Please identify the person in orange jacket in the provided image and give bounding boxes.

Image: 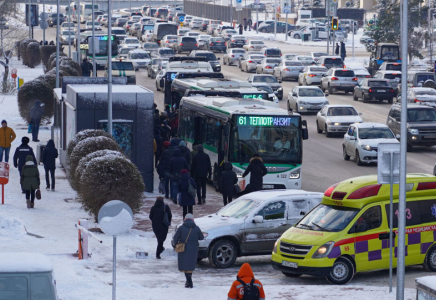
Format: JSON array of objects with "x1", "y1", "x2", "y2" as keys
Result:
[
  {"x1": 227, "y1": 263, "x2": 265, "y2": 300},
  {"x1": 0, "y1": 120, "x2": 16, "y2": 163}
]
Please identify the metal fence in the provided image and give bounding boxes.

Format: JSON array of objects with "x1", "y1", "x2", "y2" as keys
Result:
[{"x1": 184, "y1": 0, "x2": 252, "y2": 24}]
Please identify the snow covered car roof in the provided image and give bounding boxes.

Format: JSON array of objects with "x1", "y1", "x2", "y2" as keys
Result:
[
  {"x1": 237, "y1": 189, "x2": 322, "y2": 202},
  {"x1": 0, "y1": 253, "x2": 53, "y2": 273},
  {"x1": 354, "y1": 122, "x2": 389, "y2": 129}
]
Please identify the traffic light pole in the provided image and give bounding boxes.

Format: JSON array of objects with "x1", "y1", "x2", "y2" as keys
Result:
[
  {"x1": 56, "y1": 0, "x2": 60, "y2": 88},
  {"x1": 43, "y1": 0, "x2": 46, "y2": 44},
  {"x1": 28, "y1": 0, "x2": 31, "y2": 38}
]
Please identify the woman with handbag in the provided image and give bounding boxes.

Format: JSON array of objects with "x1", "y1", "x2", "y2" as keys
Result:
[
  {"x1": 172, "y1": 213, "x2": 204, "y2": 288},
  {"x1": 149, "y1": 197, "x2": 172, "y2": 259},
  {"x1": 177, "y1": 169, "x2": 197, "y2": 219},
  {"x1": 220, "y1": 162, "x2": 238, "y2": 206},
  {"x1": 21, "y1": 155, "x2": 40, "y2": 209}
]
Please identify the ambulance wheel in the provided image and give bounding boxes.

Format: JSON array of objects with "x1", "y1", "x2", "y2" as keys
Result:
[
  {"x1": 326, "y1": 257, "x2": 354, "y2": 285},
  {"x1": 424, "y1": 246, "x2": 436, "y2": 272},
  {"x1": 282, "y1": 272, "x2": 302, "y2": 277}
]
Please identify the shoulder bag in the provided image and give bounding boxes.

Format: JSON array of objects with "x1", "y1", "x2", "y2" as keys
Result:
[
  {"x1": 162, "y1": 205, "x2": 171, "y2": 227},
  {"x1": 175, "y1": 227, "x2": 192, "y2": 253},
  {"x1": 188, "y1": 179, "x2": 197, "y2": 198}
]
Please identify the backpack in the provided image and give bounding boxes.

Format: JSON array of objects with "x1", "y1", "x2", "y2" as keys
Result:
[{"x1": 237, "y1": 279, "x2": 260, "y2": 300}]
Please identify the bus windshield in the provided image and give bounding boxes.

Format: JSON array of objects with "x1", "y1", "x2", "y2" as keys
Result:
[{"x1": 231, "y1": 115, "x2": 302, "y2": 165}]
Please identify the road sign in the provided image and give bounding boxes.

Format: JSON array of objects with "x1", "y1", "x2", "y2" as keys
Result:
[
  {"x1": 98, "y1": 200, "x2": 133, "y2": 236},
  {"x1": 180, "y1": 22, "x2": 184, "y2": 27},
  {"x1": 284, "y1": 7, "x2": 291, "y2": 13},
  {"x1": 179, "y1": 16, "x2": 185, "y2": 22}
]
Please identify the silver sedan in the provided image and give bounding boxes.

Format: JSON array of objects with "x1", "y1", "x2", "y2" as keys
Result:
[
  {"x1": 273, "y1": 61, "x2": 304, "y2": 81},
  {"x1": 240, "y1": 54, "x2": 265, "y2": 73},
  {"x1": 243, "y1": 40, "x2": 266, "y2": 51},
  {"x1": 223, "y1": 48, "x2": 246, "y2": 66},
  {"x1": 256, "y1": 58, "x2": 281, "y2": 74},
  {"x1": 292, "y1": 55, "x2": 316, "y2": 66}
]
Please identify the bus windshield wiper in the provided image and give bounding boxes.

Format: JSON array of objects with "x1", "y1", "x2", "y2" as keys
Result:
[
  {"x1": 298, "y1": 223, "x2": 312, "y2": 230},
  {"x1": 312, "y1": 222, "x2": 330, "y2": 232}
]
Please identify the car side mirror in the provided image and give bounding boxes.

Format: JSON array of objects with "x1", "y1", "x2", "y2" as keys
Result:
[
  {"x1": 253, "y1": 215, "x2": 264, "y2": 223},
  {"x1": 321, "y1": 113, "x2": 325, "y2": 116},
  {"x1": 218, "y1": 57, "x2": 221, "y2": 60},
  {"x1": 350, "y1": 136, "x2": 356, "y2": 140},
  {"x1": 359, "y1": 112, "x2": 363, "y2": 116},
  {"x1": 396, "y1": 134, "x2": 401, "y2": 139},
  {"x1": 278, "y1": 79, "x2": 282, "y2": 83}
]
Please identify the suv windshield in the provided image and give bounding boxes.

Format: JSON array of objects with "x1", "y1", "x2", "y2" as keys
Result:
[
  {"x1": 296, "y1": 204, "x2": 359, "y2": 232},
  {"x1": 253, "y1": 76, "x2": 278, "y2": 83},
  {"x1": 112, "y1": 29, "x2": 126, "y2": 34},
  {"x1": 325, "y1": 58, "x2": 343, "y2": 65},
  {"x1": 368, "y1": 81, "x2": 391, "y2": 87},
  {"x1": 408, "y1": 109, "x2": 436, "y2": 122},
  {"x1": 266, "y1": 49, "x2": 281, "y2": 55},
  {"x1": 218, "y1": 199, "x2": 259, "y2": 218},
  {"x1": 143, "y1": 43, "x2": 159, "y2": 48},
  {"x1": 285, "y1": 61, "x2": 303, "y2": 66},
  {"x1": 125, "y1": 39, "x2": 138, "y2": 44},
  {"x1": 159, "y1": 49, "x2": 174, "y2": 55},
  {"x1": 335, "y1": 70, "x2": 355, "y2": 77},
  {"x1": 299, "y1": 88, "x2": 324, "y2": 97},
  {"x1": 358, "y1": 127, "x2": 394, "y2": 139},
  {"x1": 328, "y1": 107, "x2": 358, "y2": 116},
  {"x1": 195, "y1": 53, "x2": 217, "y2": 61}
]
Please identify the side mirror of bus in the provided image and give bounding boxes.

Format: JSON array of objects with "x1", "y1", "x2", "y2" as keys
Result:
[{"x1": 302, "y1": 128, "x2": 308, "y2": 140}]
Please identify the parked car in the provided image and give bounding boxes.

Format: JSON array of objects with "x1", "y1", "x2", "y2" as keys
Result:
[
  {"x1": 243, "y1": 40, "x2": 266, "y2": 51},
  {"x1": 239, "y1": 54, "x2": 265, "y2": 73},
  {"x1": 173, "y1": 36, "x2": 198, "y2": 54},
  {"x1": 256, "y1": 58, "x2": 281, "y2": 75},
  {"x1": 205, "y1": 37, "x2": 227, "y2": 52},
  {"x1": 189, "y1": 189, "x2": 322, "y2": 268},
  {"x1": 160, "y1": 34, "x2": 178, "y2": 48},
  {"x1": 127, "y1": 49, "x2": 151, "y2": 70},
  {"x1": 318, "y1": 56, "x2": 345, "y2": 69},
  {"x1": 353, "y1": 78, "x2": 395, "y2": 103},
  {"x1": 298, "y1": 66, "x2": 328, "y2": 85},
  {"x1": 258, "y1": 21, "x2": 293, "y2": 33},
  {"x1": 342, "y1": 123, "x2": 399, "y2": 165},
  {"x1": 196, "y1": 34, "x2": 212, "y2": 50},
  {"x1": 147, "y1": 58, "x2": 168, "y2": 79},
  {"x1": 316, "y1": 105, "x2": 363, "y2": 137},
  {"x1": 287, "y1": 86, "x2": 329, "y2": 113},
  {"x1": 321, "y1": 68, "x2": 358, "y2": 94},
  {"x1": 274, "y1": 61, "x2": 305, "y2": 81},
  {"x1": 387, "y1": 103, "x2": 436, "y2": 151},
  {"x1": 223, "y1": 48, "x2": 246, "y2": 66},
  {"x1": 247, "y1": 74, "x2": 283, "y2": 100}
]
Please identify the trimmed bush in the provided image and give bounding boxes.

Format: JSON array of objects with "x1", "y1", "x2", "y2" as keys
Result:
[
  {"x1": 17, "y1": 79, "x2": 54, "y2": 123},
  {"x1": 78, "y1": 154, "x2": 144, "y2": 221},
  {"x1": 20, "y1": 39, "x2": 37, "y2": 67},
  {"x1": 40, "y1": 45, "x2": 57, "y2": 72},
  {"x1": 68, "y1": 136, "x2": 122, "y2": 190},
  {"x1": 75, "y1": 150, "x2": 125, "y2": 191},
  {"x1": 36, "y1": 73, "x2": 56, "y2": 90},
  {"x1": 48, "y1": 52, "x2": 67, "y2": 71},
  {"x1": 27, "y1": 42, "x2": 41, "y2": 68},
  {"x1": 66, "y1": 129, "x2": 113, "y2": 161},
  {"x1": 60, "y1": 58, "x2": 81, "y2": 76}
]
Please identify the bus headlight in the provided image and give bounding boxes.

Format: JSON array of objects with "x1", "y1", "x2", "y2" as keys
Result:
[
  {"x1": 289, "y1": 169, "x2": 300, "y2": 179},
  {"x1": 312, "y1": 241, "x2": 334, "y2": 258}
]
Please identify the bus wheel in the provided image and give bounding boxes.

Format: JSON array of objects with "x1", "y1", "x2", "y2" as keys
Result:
[
  {"x1": 424, "y1": 246, "x2": 436, "y2": 272},
  {"x1": 326, "y1": 257, "x2": 354, "y2": 285}
]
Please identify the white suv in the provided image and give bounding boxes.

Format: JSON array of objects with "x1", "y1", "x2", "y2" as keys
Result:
[{"x1": 321, "y1": 68, "x2": 358, "y2": 94}]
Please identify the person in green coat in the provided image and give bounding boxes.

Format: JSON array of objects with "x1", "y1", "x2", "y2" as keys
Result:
[{"x1": 20, "y1": 155, "x2": 40, "y2": 208}]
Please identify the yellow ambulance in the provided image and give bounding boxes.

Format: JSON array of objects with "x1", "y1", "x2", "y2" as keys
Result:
[{"x1": 271, "y1": 174, "x2": 436, "y2": 284}]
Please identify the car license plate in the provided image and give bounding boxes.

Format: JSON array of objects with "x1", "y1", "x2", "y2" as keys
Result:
[
  {"x1": 263, "y1": 184, "x2": 274, "y2": 189},
  {"x1": 282, "y1": 261, "x2": 298, "y2": 268},
  {"x1": 377, "y1": 89, "x2": 386, "y2": 92}
]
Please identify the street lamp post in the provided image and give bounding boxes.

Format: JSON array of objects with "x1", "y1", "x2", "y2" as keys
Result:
[{"x1": 108, "y1": 0, "x2": 113, "y2": 136}]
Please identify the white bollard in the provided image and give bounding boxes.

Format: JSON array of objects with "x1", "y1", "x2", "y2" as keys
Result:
[{"x1": 79, "y1": 219, "x2": 89, "y2": 259}]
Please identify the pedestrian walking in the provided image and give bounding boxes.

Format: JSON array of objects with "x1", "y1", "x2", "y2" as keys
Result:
[
  {"x1": 172, "y1": 213, "x2": 204, "y2": 288},
  {"x1": 179, "y1": 141, "x2": 191, "y2": 166},
  {"x1": 340, "y1": 41, "x2": 346, "y2": 61},
  {"x1": 191, "y1": 145, "x2": 211, "y2": 205},
  {"x1": 220, "y1": 162, "x2": 238, "y2": 205},
  {"x1": 335, "y1": 43, "x2": 339, "y2": 55},
  {"x1": 81, "y1": 58, "x2": 93, "y2": 77},
  {"x1": 13, "y1": 137, "x2": 36, "y2": 178},
  {"x1": 433, "y1": 61, "x2": 436, "y2": 74},
  {"x1": 242, "y1": 153, "x2": 268, "y2": 193},
  {"x1": 20, "y1": 155, "x2": 40, "y2": 209},
  {"x1": 29, "y1": 101, "x2": 44, "y2": 142},
  {"x1": 42, "y1": 139, "x2": 58, "y2": 191},
  {"x1": 169, "y1": 149, "x2": 189, "y2": 202},
  {"x1": 149, "y1": 196, "x2": 172, "y2": 259},
  {"x1": 227, "y1": 263, "x2": 266, "y2": 300},
  {"x1": 248, "y1": 19, "x2": 253, "y2": 31},
  {"x1": 0, "y1": 120, "x2": 16, "y2": 163},
  {"x1": 178, "y1": 169, "x2": 197, "y2": 218},
  {"x1": 157, "y1": 141, "x2": 172, "y2": 197},
  {"x1": 243, "y1": 18, "x2": 248, "y2": 31},
  {"x1": 238, "y1": 23, "x2": 243, "y2": 35}
]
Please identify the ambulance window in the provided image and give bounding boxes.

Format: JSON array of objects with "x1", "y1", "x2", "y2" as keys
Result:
[
  {"x1": 385, "y1": 201, "x2": 422, "y2": 227},
  {"x1": 419, "y1": 199, "x2": 436, "y2": 224},
  {"x1": 354, "y1": 206, "x2": 382, "y2": 233},
  {"x1": 256, "y1": 201, "x2": 286, "y2": 220}
]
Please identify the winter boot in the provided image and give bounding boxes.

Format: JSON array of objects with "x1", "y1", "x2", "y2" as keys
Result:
[
  {"x1": 30, "y1": 201, "x2": 34, "y2": 208},
  {"x1": 202, "y1": 197, "x2": 206, "y2": 204},
  {"x1": 186, "y1": 273, "x2": 193, "y2": 288},
  {"x1": 26, "y1": 199, "x2": 31, "y2": 208}
]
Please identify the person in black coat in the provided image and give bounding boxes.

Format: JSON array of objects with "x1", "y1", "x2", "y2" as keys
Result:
[
  {"x1": 335, "y1": 43, "x2": 339, "y2": 55},
  {"x1": 169, "y1": 149, "x2": 189, "y2": 202},
  {"x1": 243, "y1": 18, "x2": 247, "y2": 31},
  {"x1": 13, "y1": 137, "x2": 36, "y2": 177},
  {"x1": 178, "y1": 141, "x2": 191, "y2": 166},
  {"x1": 248, "y1": 19, "x2": 253, "y2": 31},
  {"x1": 81, "y1": 58, "x2": 93, "y2": 77},
  {"x1": 340, "y1": 41, "x2": 346, "y2": 61},
  {"x1": 220, "y1": 162, "x2": 238, "y2": 206},
  {"x1": 178, "y1": 169, "x2": 197, "y2": 219},
  {"x1": 242, "y1": 154, "x2": 268, "y2": 192},
  {"x1": 42, "y1": 139, "x2": 58, "y2": 191},
  {"x1": 190, "y1": 145, "x2": 211, "y2": 205},
  {"x1": 238, "y1": 23, "x2": 243, "y2": 34},
  {"x1": 149, "y1": 196, "x2": 172, "y2": 259},
  {"x1": 29, "y1": 100, "x2": 44, "y2": 142}
]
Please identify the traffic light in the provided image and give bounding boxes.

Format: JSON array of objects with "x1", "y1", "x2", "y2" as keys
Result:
[{"x1": 332, "y1": 17, "x2": 339, "y2": 30}]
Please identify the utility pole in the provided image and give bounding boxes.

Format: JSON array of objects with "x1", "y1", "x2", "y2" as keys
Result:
[
  {"x1": 108, "y1": 0, "x2": 113, "y2": 136},
  {"x1": 56, "y1": 0, "x2": 60, "y2": 88},
  {"x1": 77, "y1": 0, "x2": 81, "y2": 62},
  {"x1": 92, "y1": 0, "x2": 96, "y2": 76},
  {"x1": 28, "y1": 0, "x2": 32, "y2": 39},
  {"x1": 43, "y1": 0, "x2": 46, "y2": 44},
  {"x1": 352, "y1": 21, "x2": 354, "y2": 57},
  {"x1": 274, "y1": 0, "x2": 277, "y2": 38},
  {"x1": 68, "y1": 0, "x2": 72, "y2": 57}
]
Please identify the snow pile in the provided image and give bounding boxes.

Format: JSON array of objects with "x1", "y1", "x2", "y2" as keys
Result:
[
  {"x1": 0, "y1": 215, "x2": 25, "y2": 238},
  {"x1": 0, "y1": 253, "x2": 53, "y2": 272}
]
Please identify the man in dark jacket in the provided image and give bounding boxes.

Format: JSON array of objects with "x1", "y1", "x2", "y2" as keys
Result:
[
  {"x1": 340, "y1": 41, "x2": 346, "y2": 61},
  {"x1": 149, "y1": 196, "x2": 172, "y2": 259},
  {"x1": 81, "y1": 58, "x2": 92, "y2": 77},
  {"x1": 248, "y1": 19, "x2": 253, "y2": 31},
  {"x1": 335, "y1": 43, "x2": 339, "y2": 55},
  {"x1": 220, "y1": 162, "x2": 238, "y2": 206},
  {"x1": 191, "y1": 145, "x2": 211, "y2": 205},
  {"x1": 242, "y1": 153, "x2": 268, "y2": 192},
  {"x1": 179, "y1": 141, "x2": 191, "y2": 166},
  {"x1": 29, "y1": 100, "x2": 44, "y2": 142},
  {"x1": 13, "y1": 137, "x2": 36, "y2": 177},
  {"x1": 42, "y1": 139, "x2": 58, "y2": 191},
  {"x1": 21, "y1": 155, "x2": 40, "y2": 209},
  {"x1": 243, "y1": 18, "x2": 247, "y2": 31},
  {"x1": 238, "y1": 23, "x2": 243, "y2": 35},
  {"x1": 169, "y1": 149, "x2": 189, "y2": 202},
  {"x1": 177, "y1": 169, "x2": 197, "y2": 218}
]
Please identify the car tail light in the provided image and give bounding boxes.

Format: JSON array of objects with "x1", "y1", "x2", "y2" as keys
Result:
[
  {"x1": 231, "y1": 55, "x2": 235, "y2": 57},
  {"x1": 232, "y1": 40, "x2": 235, "y2": 42},
  {"x1": 369, "y1": 88, "x2": 372, "y2": 93},
  {"x1": 245, "y1": 40, "x2": 248, "y2": 42},
  {"x1": 321, "y1": 64, "x2": 325, "y2": 66},
  {"x1": 195, "y1": 43, "x2": 198, "y2": 46},
  {"x1": 248, "y1": 60, "x2": 253, "y2": 63},
  {"x1": 417, "y1": 182, "x2": 436, "y2": 190},
  {"x1": 352, "y1": 78, "x2": 358, "y2": 81},
  {"x1": 343, "y1": 65, "x2": 346, "y2": 68},
  {"x1": 347, "y1": 184, "x2": 382, "y2": 199},
  {"x1": 224, "y1": 42, "x2": 227, "y2": 46},
  {"x1": 250, "y1": 46, "x2": 254, "y2": 48},
  {"x1": 331, "y1": 77, "x2": 339, "y2": 80},
  {"x1": 391, "y1": 89, "x2": 394, "y2": 93},
  {"x1": 284, "y1": 68, "x2": 290, "y2": 71},
  {"x1": 210, "y1": 42, "x2": 214, "y2": 45},
  {"x1": 180, "y1": 43, "x2": 183, "y2": 46},
  {"x1": 415, "y1": 98, "x2": 421, "y2": 103},
  {"x1": 366, "y1": 75, "x2": 370, "y2": 78},
  {"x1": 266, "y1": 66, "x2": 272, "y2": 69},
  {"x1": 324, "y1": 183, "x2": 339, "y2": 197},
  {"x1": 309, "y1": 74, "x2": 316, "y2": 77}
]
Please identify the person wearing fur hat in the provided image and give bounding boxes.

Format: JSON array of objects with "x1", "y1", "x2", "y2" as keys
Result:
[
  {"x1": 172, "y1": 213, "x2": 204, "y2": 288},
  {"x1": 242, "y1": 153, "x2": 268, "y2": 193},
  {"x1": 20, "y1": 155, "x2": 40, "y2": 208},
  {"x1": 178, "y1": 169, "x2": 197, "y2": 218}
]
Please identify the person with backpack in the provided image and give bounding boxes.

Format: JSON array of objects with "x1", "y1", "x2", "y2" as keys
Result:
[
  {"x1": 228, "y1": 263, "x2": 265, "y2": 300},
  {"x1": 177, "y1": 169, "x2": 197, "y2": 219},
  {"x1": 42, "y1": 139, "x2": 58, "y2": 191},
  {"x1": 220, "y1": 162, "x2": 238, "y2": 206},
  {"x1": 242, "y1": 153, "x2": 268, "y2": 193},
  {"x1": 190, "y1": 145, "x2": 211, "y2": 205},
  {"x1": 149, "y1": 196, "x2": 172, "y2": 259}
]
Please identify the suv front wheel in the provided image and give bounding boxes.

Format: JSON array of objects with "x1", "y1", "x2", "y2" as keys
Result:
[{"x1": 208, "y1": 239, "x2": 238, "y2": 268}]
